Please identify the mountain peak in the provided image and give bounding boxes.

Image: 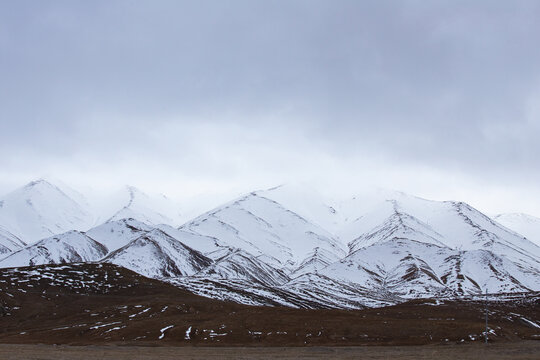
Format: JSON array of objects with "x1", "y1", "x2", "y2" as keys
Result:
[
  {"x1": 104, "y1": 186, "x2": 178, "y2": 226},
  {"x1": 24, "y1": 178, "x2": 50, "y2": 188},
  {"x1": 125, "y1": 185, "x2": 146, "y2": 196},
  {"x1": 22, "y1": 178, "x2": 63, "y2": 194},
  {"x1": 0, "y1": 179, "x2": 94, "y2": 243}
]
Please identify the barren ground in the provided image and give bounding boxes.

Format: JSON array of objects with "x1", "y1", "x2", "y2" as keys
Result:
[
  {"x1": 0, "y1": 342, "x2": 539, "y2": 360},
  {"x1": 1, "y1": 263, "x2": 539, "y2": 353}
]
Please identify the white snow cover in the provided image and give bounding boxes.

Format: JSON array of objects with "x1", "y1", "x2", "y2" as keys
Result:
[
  {"x1": 102, "y1": 229, "x2": 212, "y2": 278},
  {"x1": 0, "y1": 180, "x2": 185, "y2": 246},
  {"x1": 98, "y1": 186, "x2": 183, "y2": 226},
  {"x1": 155, "y1": 224, "x2": 223, "y2": 254},
  {"x1": 0, "y1": 230, "x2": 108, "y2": 268},
  {"x1": 280, "y1": 272, "x2": 396, "y2": 308},
  {"x1": 0, "y1": 225, "x2": 25, "y2": 255},
  {"x1": 181, "y1": 192, "x2": 346, "y2": 271},
  {"x1": 322, "y1": 238, "x2": 539, "y2": 296},
  {"x1": 290, "y1": 247, "x2": 343, "y2": 278},
  {"x1": 0, "y1": 180, "x2": 95, "y2": 243},
  {"x1": 196, "y1": 248, "x2": 290, "y2": 286},
  {"x1": 254, "y1": 184, "x2": 343, "y2": 234},
  {"x1": 339, "y1": 192, "x2": 540, "y2": 260},
  {"x1": 86, "y1": 218, "x2": 152, "y2": 253}
]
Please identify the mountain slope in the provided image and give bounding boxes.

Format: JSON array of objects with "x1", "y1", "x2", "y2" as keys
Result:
[
  {"x1": 290, "y1": 247, "x2": 343, "y2": 278},
  {"x1": 0, "y1": 179, "x2": 94, "y2": 243},
  {"x1": 0, "y1": 226, "x2": 25, "y2": 255},
  {"x1": 253, "y1": 184, "x2": 343, "y2": 234},
  {"x1": 348, "y1": 200, "x2": 447, "y2": 252},
  {"x1": 197, "y1": 248, "x2": 290, "y2": 286},
  {"x1": 181, "y1": 192, "x2": 346, "y2": 272},
  {"x1": 155, "y1": 224, "x2": 223, "y2": 254},
  {"x1": 280, "y1": 272, "x2": 397, "y2": 308},
  {"x1": 322, "y1": 238, "x2": 540, "y2": 296},
  {"x1": 85, "y1": 218, "x2": 152, "y2": 253},
  {"x1": 335, "y1": 194, "x2": 540, "y2": 297},
  {"x1": 102, "y1": 186, "x2": 182, "y2": 226},
  {"x1": 340, "y1": 193, "x2": 540, "y2": 265},
  {"x1": 102, "y1": 229, "x2": 212, "y2": 278},
  {"x1": 0, "y1": 230, "x2": 108, "y2": 268}
]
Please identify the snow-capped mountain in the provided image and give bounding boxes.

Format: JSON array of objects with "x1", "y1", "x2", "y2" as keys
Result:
[
  {"x1": 0, "y1": 180, "x2": 538, "y2": 310},
  {"x1": 0, "y1": 179, "x2": 95, "y2": 243},
  {"x1": 318, "y1": 192, "x2": 540, "y2": 296},
  {"x1": 0, "y1": 180, "x2": 185, "y2": 246},
  {"x1": 339, "y1": 192, "x2": 540, "y2": 260},
  {"x1": 0, "y1": 230, "x2": 108, "y2": 268},
  {"x1": 494, "y1": 213, "x2": 540, "y2": 246},
  {"x1": 99, "y1": 186, "x2": 183, "y2": 226},
  {"x1": 181, "y1": 191, "x2": 346, "y2": 272},
  {"x1": 86, "y1": 218, "x2": 152, "y2": 253},
  {"x1": 321, "y1": 238, "x2": 539, "y2": 297},
  {"x1": 0, "y1": 221, "x2": 215, "y2": 281},
  {"x1": 253, "y1": 184, "x2": 343, "y2": 234}
]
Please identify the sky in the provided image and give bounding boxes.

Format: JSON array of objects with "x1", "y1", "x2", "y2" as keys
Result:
[{"x1": 1, "y1": 0, "x2": 539, "y2": 216}]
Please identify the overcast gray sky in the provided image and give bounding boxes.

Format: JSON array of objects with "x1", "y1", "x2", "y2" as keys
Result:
[{"x1": 1, "y1": 0, "x2": 539, "y2": 215}]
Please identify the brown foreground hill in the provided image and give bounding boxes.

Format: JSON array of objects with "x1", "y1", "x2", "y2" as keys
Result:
[{"x1": 0, "y1": 263, "x2": 539, "y2": 347}]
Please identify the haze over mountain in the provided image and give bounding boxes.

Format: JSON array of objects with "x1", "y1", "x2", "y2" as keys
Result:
[
  {"x1": 494, "y1": 213, "x2": 540, "y2": 247},
  {"x1": 0, "y1": 179, "x2": 184, "y2": 245}
]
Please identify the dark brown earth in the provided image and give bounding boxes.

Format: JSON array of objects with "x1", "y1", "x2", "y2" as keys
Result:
[{"x1": 1, "y1": 263, "x2": 539, "y2": 347}]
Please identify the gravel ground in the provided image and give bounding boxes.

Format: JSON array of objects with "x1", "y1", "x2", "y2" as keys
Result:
[{"x1": 0, "y1": 342, "x2": 539, "y2": 360}]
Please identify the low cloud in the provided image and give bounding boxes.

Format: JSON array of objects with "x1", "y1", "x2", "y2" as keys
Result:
[{"x1": 0, "y1": 1, "x2": 539, "y2": 215}]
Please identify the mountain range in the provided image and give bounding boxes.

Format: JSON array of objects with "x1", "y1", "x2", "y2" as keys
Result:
[{"x1": 0, "y1": 179, "x2": 538, "y2": 309}]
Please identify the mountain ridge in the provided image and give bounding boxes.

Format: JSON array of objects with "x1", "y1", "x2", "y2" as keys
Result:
[{"x1": 0, "y1": 180, "x2": 538, "y2": 309}]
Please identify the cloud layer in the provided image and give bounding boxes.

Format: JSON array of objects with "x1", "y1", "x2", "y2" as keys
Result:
[{"x1": 1, "y1": 1, "x2": 539, "y2": 215}]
